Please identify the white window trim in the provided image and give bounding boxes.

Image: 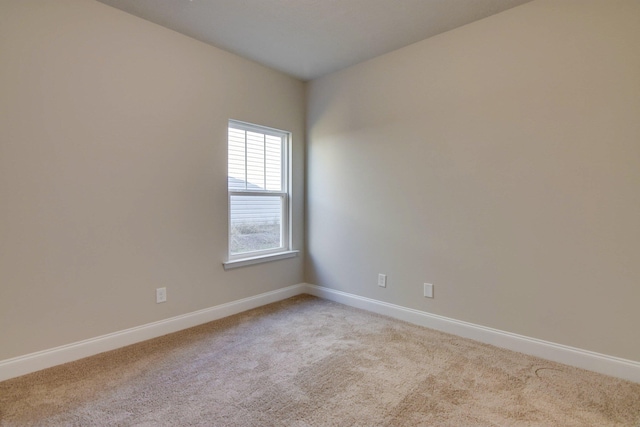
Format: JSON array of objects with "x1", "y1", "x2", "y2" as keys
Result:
[
  {"x1": 223, "y1": 250, "x2": 299, "y2": 270},
  {"x1": 225, "y1": 120, "x2": 294, "y2": 268}
]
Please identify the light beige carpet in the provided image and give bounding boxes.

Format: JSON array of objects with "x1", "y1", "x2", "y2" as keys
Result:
[{"x1": 1, "y1": 295, "x2": 639, "y2": 426}]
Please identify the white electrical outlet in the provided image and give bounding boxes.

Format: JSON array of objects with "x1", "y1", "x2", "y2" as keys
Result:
[
  {"x1": 424, "y1": 283, "x2": 434, "y2": 298},
  {"x1": 378, "y1": 274, "x2": 387, "y2": 288},
  {"x1": 156, "y1": 287, "x2": 167, "y2": 303}
]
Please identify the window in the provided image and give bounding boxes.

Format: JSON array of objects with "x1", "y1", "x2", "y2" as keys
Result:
[{"x1": 225, "y1": 120, "x2": 295, "y2": 267}]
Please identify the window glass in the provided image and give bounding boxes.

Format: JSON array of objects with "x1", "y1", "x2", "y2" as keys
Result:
[{"x1": 227, "y1": 121, "x2": 289, "y2": 258}]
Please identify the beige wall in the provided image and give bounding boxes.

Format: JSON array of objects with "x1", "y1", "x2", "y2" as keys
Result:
[
  {"x1": 306, "y1": 0, "x2": 640, "y2": 361},
  {"x1": 2, "y1": 0, "x2": 639, "y2": 366},
  {"x1": 0, "y1": 0, "x2": 305, "y2": 360}
]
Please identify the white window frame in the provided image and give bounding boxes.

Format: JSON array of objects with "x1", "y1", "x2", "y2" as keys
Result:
[{"x1": 223, "y1": 120, "x2": 297, "y2": 269}]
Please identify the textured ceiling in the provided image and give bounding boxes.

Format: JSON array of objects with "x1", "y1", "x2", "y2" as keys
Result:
[{"x1": 95, "y1": 0, "x2": 534, "y2": 81}]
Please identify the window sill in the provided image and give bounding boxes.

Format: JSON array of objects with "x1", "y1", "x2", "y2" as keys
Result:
[{"x1": 223, "y1": 250, "x2": 299, "y2": 270}]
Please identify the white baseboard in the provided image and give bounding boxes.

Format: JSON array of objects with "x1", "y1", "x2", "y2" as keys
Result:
[
  {"x1": 303, "y1": 284, "x2": 640, "y2": 384},
  {"x1": 0, "y1": 284, "x2": 307, "y2": 382},
  {"x1": 3, "y1": 283, "x2": 638, "y2": 384}
]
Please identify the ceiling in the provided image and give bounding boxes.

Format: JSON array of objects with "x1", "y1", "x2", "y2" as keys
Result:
[{"x1": 95, "y1": 0, "x2": 534, "y2": 81}]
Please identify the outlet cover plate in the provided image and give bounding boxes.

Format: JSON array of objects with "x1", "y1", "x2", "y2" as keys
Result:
[
  {"x1": 156, "y1": 287, "x2": 167, "y2": 303},
  {"x1": 424, "y1": 283, "x2": 434, "y2": 298}
]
